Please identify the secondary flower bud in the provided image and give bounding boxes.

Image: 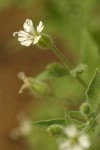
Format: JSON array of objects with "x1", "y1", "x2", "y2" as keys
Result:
[
  {"x1": 46, "y1": 63, "x2": 67, "y2": 78},
  {"x1": 18, "y1": 72, "x2": 51, "y2": 96},
  {"x1": 47, "y1": 124, "x2": 64, "y2": 136},
  {"x1": 80, "y1": 103, "x2": 91, "y2": 116},
  {"x1": 70, "y1": 64, "x2": 87, "y2": 77}
]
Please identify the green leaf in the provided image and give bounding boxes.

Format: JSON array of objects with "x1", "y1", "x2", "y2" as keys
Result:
[
  {"x1": 71, "y1": 119, "x2": 84, "y2": 127},
  {"x1": 65, "y1": 110, "x2": 86, "y2": 127},
  {"x1": 69, "y1": 110, "x2": 86, "y2": 122},
  {"x1": 86, "y1": 69, "x2": 100, "y2": 113},
  {"x1": 65, "y1": 110, "x2": 73, "y2": 125},
  {"x1": 32, "y1": 117, "x2": 84, "y2": 130},
  {"x1": 94, "y1": 115, "x2": 100, "y2": 136},
  {"x1": 32, "y1": 118, "x2": 66, "y2": 129},
  {"x1": 80, "y1": 29, "x2": 99, "y2": 82}
]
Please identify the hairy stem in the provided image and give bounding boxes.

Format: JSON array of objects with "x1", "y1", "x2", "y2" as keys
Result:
[{"x1": 51, "y1": 45, "x2": 87, "y2": 88}]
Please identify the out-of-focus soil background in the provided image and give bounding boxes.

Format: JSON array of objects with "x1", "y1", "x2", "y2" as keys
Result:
[
  {"x1": 0, "y1": 1, "x2": 73, "y2": 150},
  {"x1": 0, "y1": 9, "x2": 51, "y2": 150}
]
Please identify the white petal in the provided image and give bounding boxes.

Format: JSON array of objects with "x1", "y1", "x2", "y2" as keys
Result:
[
  {"x1": 37, "y1": 21, "x2": 44, "y2": 33},
  {"x1": 23, "y1": 19, "x2": 33, "y2": 32},
  {"x1": 23, "y1": 23, "x2": 31, "y2": 32},
  {"x1": 78, "y1": 134, "x2": 90, "y2": 149},
  {"x1": 18, "y1": 72, "x2": 26, "y2": 80},
  {"x1": 18, "y1": 31, "x2": 29, "y2": 37},
  {"x1": 19, "y1": 117, "x2": 32, "y2": 135},
  {"x1": 64, "y1": 126, "x2": 78, "y2": 138},
  {"x1": 72, "y1": 145, "x2": 83, "y2": 150},
  {"x1": 20, "y1": 40, "x2": 33, "y2": 46},
  {"x1": 25, "y1": 19, "x2": 33, "y2": 27},
  {"x1": 19, "y1": 84, "x2": 27, "y2": 94},
  {"x1": 59, "y1": 140, "x2": 71, "y2": 150},
  {"x1": 33, "y1": 35, "x2": 41, "y2": 44},
  {"x1": 13, "y1": 32, "x2": 18, "y2": 36},
  {"x1": 18, "y1": 37, "x2": 27, "y2": 42}
]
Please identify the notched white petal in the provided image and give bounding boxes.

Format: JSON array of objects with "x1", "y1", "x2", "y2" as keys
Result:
[
  {"x1": 39, "y1": 21, "x2": 43, "y2": 28},
  {"x1": 18, "y1": 31, "x2": 29, "y2": 36},
  {"x1": 23, "y1": 19, "x2": 34, "y2": 33},
  {"x1": 18, "y1": 37, "x2": 27, "y2": 42},
  {"x1": 25, "y1": 19, "x2": 33, "y2": 27},
  {"x1": 37, "y1": 21, "x2": 44, "y2": 33},
  {"x1": 13, "y1": 32, "x2": 18, "y2": 36},
  {"x1": 33, "y1": 35, "x2": 41, "y2": 44},
  {"x1": 23, "y1": 23, "x2": 31, "y2": 32},
  {"x1": 21, "y1": 40, "x2": 33, "y2": 46}
]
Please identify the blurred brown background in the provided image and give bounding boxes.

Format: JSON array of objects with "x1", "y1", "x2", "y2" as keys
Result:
[{"x1": 0, "y1": 2, "x2": 72, "y2": 149}]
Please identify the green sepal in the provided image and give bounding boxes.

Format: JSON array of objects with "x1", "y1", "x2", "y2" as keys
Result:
[
  {"x1": 36, "y1": 63, "x2": 68, "y2": 81},
  {"x1": 70, "y1": 64, "x2": 87, "y2": 77}
]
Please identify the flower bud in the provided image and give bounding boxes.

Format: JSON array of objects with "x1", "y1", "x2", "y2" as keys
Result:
[
  {"x1": 38, "y1": 34, "x2": 53, "y2": 49},
  {"x1": 26, "y1": 78, "x2": 51, "y2": 96},
  {"x1": 80, "y1": 102, "x2": 91, "y2": 116},
  {"x1": 18, "y1": 72, "x2": 51, "y2": 96},
  {"x1": 47, "y1": 124, "x2": 64, "y2": 136},
  {"x1": 46, "y1": 63, "x2": 67, "y2": 78},
  {"x1": 70, "y1": 64, "x2": 87, "y2": 77}
]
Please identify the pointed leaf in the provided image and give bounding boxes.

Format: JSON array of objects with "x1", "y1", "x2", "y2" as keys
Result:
[
  {"x1": 32, "y1": 118, "x2": 66, "y2": 129},
  {"x1": 86, "y1": 69, "x2": 100, "y2": 113},
  {"x1": 69, "y1": 110, "x2": 86, "y2": 122},
  {"x1": 65, "y1": 110, "x2": 73, "y2": 125},
  {"x1": 32, "y1": 117, "x2": 84, "y2": 130}
]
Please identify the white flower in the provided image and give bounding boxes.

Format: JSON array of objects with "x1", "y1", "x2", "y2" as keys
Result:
[
  {"x1": 59, "y1": 126, "x2": 90, "y2": 150},
  {"x1": 78, "y1": 134, "x2": 91, "y2": 149},
  {"x1": 64, "y1": 126, "x2": 78, "y2": 138},
  {"x1": 18, "y1": 116, "x2": 32, "y2": 136},
  {"x1": 13, "y1": 19, "x2": 44, "y2": 46},
  {"x1": 10, "y1": 115, "x2": 32, "y2": 140}
]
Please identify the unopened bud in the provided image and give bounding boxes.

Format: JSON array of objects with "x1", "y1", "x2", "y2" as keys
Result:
[
  {"x1": 18, "y1": 72, "x2": 51, "y2": 96},
  {"x1": 28, "y1": 78, "x2": 51, "y2": 96},
  {"x1": 47, "y1": 124, "x2": 64, "y2": 136},
  {"x1": 80, "y1": 102, "x2": 91, "y2": 116},
  {"x1": 70, "y1": 64, "x2": 87, "y2": 77},
  {"x1": 46, "y1": 63, "x2": 67, "y2": 77}
]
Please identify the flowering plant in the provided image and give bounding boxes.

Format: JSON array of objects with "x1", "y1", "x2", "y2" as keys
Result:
[{"x1": 12, "y1": 18, "x2": 100, "y2": 150}]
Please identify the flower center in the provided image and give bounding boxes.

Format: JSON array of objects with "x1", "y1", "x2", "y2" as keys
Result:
[{"x1": 71, "y1": 136, "x2": 78, "y2": 146}]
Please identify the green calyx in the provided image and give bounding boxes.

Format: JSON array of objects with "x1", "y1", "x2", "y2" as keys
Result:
[
  {"x1": 38, "y1": 34, "x2": 53, "y2": 49},
  {"x1": 80, "y1": 102, "x2": 91, "y2": 116},
  {"x1": 47, "y1": 124, "x2": 64, "y2": 136}
]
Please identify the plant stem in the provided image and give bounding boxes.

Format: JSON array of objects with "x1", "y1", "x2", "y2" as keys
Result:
[
  {"x1": 76, "y1": 75, "x2": 87, "y2": 88},
  {"x1": 51, "y1": 45, "x2": 87, "y2": 88},
  {"x1": 51, "y1": 45, "x2": 72, "y2": 71}
]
